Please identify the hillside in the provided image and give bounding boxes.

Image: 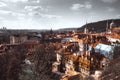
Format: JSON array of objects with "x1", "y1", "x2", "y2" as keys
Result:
[{"x1": 77, "y1": 19, "x2": 120, "y2": 33}]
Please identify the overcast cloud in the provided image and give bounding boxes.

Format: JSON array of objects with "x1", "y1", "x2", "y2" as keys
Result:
[
  {"x1": 101, "y1": 0, "x2": 118, "y2": 3},
  {"x1": 0, "y1": 0, "x2": 120, "y2": 29}
]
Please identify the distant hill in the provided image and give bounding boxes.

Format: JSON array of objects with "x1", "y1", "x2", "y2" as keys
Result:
[
  {"x1": 0, "y1": 29, "x2": 49, "y2": 35},
  {"x1": 57, "y1": 28, "x2": 78, "y2": 32},
  {"x1": 77, "y1": 19, "x2": 120, "y2": 33},
  {"x1": 1, "y1": 19, "x2": 120, "y2": 34}
]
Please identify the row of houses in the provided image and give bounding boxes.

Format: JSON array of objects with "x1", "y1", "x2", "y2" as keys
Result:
[
  {"x1": 0, "y1": 25, "x2": 120, "y2": 79},
  {"x1": 52, "y1": 27, "x2": 120, "y2": 79}
]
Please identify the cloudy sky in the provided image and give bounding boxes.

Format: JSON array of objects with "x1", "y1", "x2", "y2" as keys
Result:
[{"x1": 0, "y1": 0, "x2": 120, "y2": 29}]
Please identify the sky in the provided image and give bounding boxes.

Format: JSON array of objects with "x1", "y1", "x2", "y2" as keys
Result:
[{"x1": 0, "y1": 0, "x2": 120, "y2": 30}]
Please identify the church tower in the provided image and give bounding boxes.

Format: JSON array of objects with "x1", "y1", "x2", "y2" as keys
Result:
[
  {"x1": 106, "y1": 20, "x2": 109, "y2": 32},
  {"x1": 84, "y1": 21, "x2": 89, "y2": 34},
  {"x1": 110, "y1": 20, "x2": 115, "y2": 29},
  {"x1": 109, "y1": 20, "x2": 115, "y2": 33}
]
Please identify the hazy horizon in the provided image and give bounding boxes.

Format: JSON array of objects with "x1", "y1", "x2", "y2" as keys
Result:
[{"x1": 0, "y1": 0, "x2": 120, "y2": 30}]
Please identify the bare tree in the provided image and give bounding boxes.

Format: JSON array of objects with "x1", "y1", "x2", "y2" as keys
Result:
[
  {"x1": 33, "y1": 43, "x2": 56, "y2": 80},
  {"x1": 113, "y1": 45, "x2": 120, "y2": 59},
  {"x1": 0, "y1": 45, "x2": 25, "y2": 80},
  {"x1": 101, "y1": 57, "x2": 120, "y2": 80}
]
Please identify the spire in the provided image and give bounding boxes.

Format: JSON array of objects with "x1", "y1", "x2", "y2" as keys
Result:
[
  {"x1": 50, "y1": 28, "x2": 53, "y2": 34},
  {"x1": 84, "y1": 20, "x2": 89, "y2": 34},
  {"x1": 86, "y1": 20, "x2": 88, "y2": 28},
  {"x1": 106, "y1": 20, "x2": 109, "y2": 32},
  {"x1": 110, "y1": 20, "x2": 115, "y2": 29}
]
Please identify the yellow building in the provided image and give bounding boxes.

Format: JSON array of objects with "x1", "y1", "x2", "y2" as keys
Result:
[{"x1": 10, "y1": 35, "x2": 28, "y2": 44}]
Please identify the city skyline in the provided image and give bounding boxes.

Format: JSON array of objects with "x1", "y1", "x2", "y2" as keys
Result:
[{"x1": 0, "y1": 0, "x2": 120, "y2": 30}]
